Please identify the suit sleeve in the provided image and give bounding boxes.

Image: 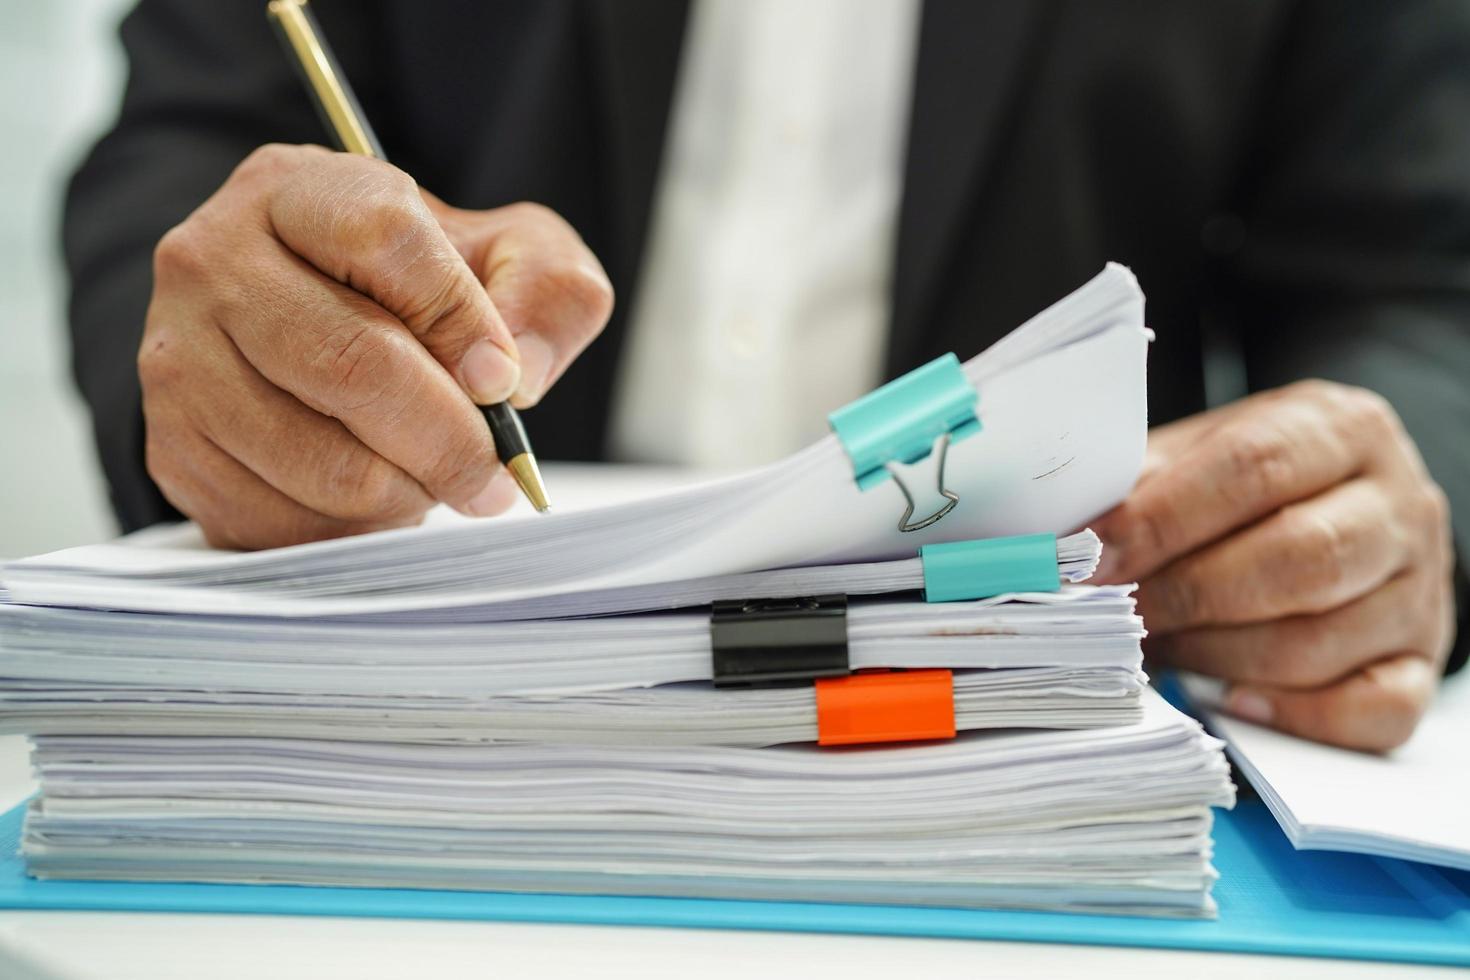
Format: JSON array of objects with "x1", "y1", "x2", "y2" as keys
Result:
[
  {"x1": 1217, "y1": 0, "x2": 1470, "y2": 673},
  {"x1": 62, "y1": 0, "x2": 379, "y2": 532}
]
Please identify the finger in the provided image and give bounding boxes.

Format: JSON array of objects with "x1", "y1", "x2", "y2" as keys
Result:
[
  {"x1": 1136, "y1": 477, "x2": 1409, "y2": 633},
  {"x1": 1224, "y1": 653, "x2": 1438, "y2": 752},
  {"x1": 144, "y1": 416, "x2": 412, "y2": 551},
  {"x1": 173, "y1": 324, "x2": 435, "y2": 522},
  {"x1": 192, "y1": 238, "x2": 508, "y2": 516},
  {"x1": 260, "y1": 148, "x2": 522, "y2": 404},
  {"x1": 481, "y1": 206, "x2": 613, "y2": 408},
  {"x1": 1146, "y1": 569, "x2": 1432, "y2": 688},
  {"x1": 1138, "y1": 388, "x2": 1293, "y2": 470},
  {"x1": 1093, "y1": 382, "x2": 1377, "y2": 583},
  {"x1": 432, "y1": 198, "x2": 613, "y2": 408},
  {"x1": 1132, "y1": 386, "x2": 1323, "y2": 488}
]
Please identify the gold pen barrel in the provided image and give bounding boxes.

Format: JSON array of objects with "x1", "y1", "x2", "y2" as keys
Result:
[{"x1": 266, "y1": 0, "x2": 383, "y2": 158}]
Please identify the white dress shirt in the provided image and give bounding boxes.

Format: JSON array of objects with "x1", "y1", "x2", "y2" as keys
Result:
[{"x1": 610, "y1": 0, "x2": 922, "y2": 469}]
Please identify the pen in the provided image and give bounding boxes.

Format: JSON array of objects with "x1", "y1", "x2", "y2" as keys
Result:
[{"x1": 265, "y1": 0, "x2": 551, "y2": 513}]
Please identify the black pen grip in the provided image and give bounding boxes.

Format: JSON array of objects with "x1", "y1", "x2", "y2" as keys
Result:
[{"x1": 483, "y1": 403, "x2": 530, "y2": 462}]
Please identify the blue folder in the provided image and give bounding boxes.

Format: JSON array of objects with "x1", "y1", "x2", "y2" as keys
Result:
[{"x1": 1, "y1": 801, "x2": 1465, "y2": 965}]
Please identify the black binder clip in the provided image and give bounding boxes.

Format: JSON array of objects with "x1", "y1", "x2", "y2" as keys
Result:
[{"x1": 710, "y1": 595, "x2": 851, "y2": 689}]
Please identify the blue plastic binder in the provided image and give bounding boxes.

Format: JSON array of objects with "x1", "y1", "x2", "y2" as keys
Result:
[{"x1": 1, "y1": 802, "x2": 1465, "y2": 965}]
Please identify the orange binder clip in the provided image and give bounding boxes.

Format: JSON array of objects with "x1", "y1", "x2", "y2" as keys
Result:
[{"x1": 814, "y1": 669, "x2": 955, "y2": 747}]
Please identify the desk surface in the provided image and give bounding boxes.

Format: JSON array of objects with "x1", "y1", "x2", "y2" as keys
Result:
[{"x1": 0, "y1": 734, "x2": 1454, "y2": 979}]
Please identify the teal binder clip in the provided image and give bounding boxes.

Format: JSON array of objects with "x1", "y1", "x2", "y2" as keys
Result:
[
  {"x1": 920, "y1": 533, "x2": 1061, "y2": 602},
  {"x1": 828, "y1": 353, "x2": 980, "y2": 532}
]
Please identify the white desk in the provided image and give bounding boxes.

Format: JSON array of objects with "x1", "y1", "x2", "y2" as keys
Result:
[{"x1": 0, "y1": 736, "x2": 1452, "y2": 978}]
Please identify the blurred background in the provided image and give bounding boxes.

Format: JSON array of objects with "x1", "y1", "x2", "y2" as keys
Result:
[{"x1": 0, "y1": 1, "x2": 129, "y2": 558}]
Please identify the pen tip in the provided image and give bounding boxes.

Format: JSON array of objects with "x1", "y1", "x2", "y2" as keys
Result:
[{"x1": 505, "y1": 453, "x2": 551, "y2": 514}]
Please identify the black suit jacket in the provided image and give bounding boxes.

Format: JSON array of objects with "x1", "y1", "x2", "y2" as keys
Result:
[{"x1": 64, "y1": 0, "x2": 1470, "y2": 667}]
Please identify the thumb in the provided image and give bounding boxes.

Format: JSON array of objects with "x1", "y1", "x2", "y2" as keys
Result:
[
  {"x1": 428, "y1": 197, "x2": 614, "y2": 409},
  {"x1": 1224, "y1": 653, "x2": 1437, "y2": 752}
]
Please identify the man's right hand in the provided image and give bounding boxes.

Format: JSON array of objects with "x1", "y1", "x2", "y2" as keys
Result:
[{"x1": 139, "y1": 144, "x2": 613, "y2": 550}]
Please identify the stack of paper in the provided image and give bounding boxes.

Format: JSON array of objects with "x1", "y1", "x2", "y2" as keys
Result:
[
  {"x1": 0, "y1": 265, "x2": 1151, "y2": 619},
  {"x1": 0, "y1": 265, "x2": 1236, "y2": 917},
  {"x1": 21, "y1": 689, "x2": 1232, "y2": 916},
  {"x1": 0, "y1": 572, "x2": 1152, "y2": 745}
]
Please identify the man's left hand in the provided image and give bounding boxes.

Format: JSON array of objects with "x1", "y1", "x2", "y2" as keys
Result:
[{"x1": 1092, "y1": 380, "x2": 1455, "y2": 751}]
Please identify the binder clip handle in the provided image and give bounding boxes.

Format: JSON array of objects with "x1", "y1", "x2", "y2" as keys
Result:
[{"x1": 889, "y1": 433, "x2": 958, "y2": 532}]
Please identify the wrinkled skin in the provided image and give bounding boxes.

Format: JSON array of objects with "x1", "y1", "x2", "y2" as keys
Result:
[
  {"x1": 140, "y1": 144, "x2": 613, "y2": 550},
  {"x1": 1093, "y1": 380, "x2": 1455, "y2": 752}
]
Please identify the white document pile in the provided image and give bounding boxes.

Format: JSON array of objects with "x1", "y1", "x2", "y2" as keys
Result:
[
  {"x1": 0, "y1": 581, "x2": 1149, "y2": 745},
  {"x1": 0, "y1": 265, "x2": 1236, "y2": 917},
  {"x1": 1, "y1": 265, "x2": 1150, "y2": 619},
  {"x1": 22, "y1": 689, "x2": 1233, "y2": 917}
]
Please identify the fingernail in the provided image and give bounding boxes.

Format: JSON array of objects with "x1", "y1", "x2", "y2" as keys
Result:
[
  {"x1": 460, "y1": 469, "x2": 517, "y2": 518},
  {"x1": 1184, "y1": 674, "x2": 1227, "y2": 711},
  {"x1": 1226, "y1": 688, "x2": 1274, "y2": 725},
  {"x1": 1093, "y1": 546, "x2": 1122, "y2": 583},
  {"x1": 512, "y1": 333, "x2": 555, "y2": 407},
  {"x1": 461, "y1": 340, "x2": 521, "y2": 404}
]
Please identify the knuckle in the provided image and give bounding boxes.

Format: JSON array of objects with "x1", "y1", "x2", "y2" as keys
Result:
[
  {"x1": 1130, "y1": 500, "x2": 1186, "y2": 563},
  {"x1": 1340, "y1": 385, "x2": 1400, "y2": 438},
  {"x1": 1150, "y1": 571, "x2": 1205, "y2": 625},
  {"x1": 235, "y1": 142, "x2": 330, "y2": 185},
  {"x1": 152, "y1": 223, "x2": 209, "y2": 284},
  {"x1": 306, "y1": 325, "x2": 407, "y2": 414},
  {"x1": 1285, "y1": 377, "x2": 1342, "y2": 404},
  {"x1": 325, "y1": 451, "x2": 419, "y2": 521},
  {"x1": 379, "y1": 164, "x2": 420, "y2": 196},
  {"x1": 1419, "y1": 480, "x2": 1451, "y2": 532},
  {"x1": 1219, "y1": 423, "x2": 1297, "y2": 506},
  {"x1": 407, "y1": 273, "x2": 477, "y2": 348},
  {"x1": 1281, "y1": 507, "x2": 1353, "y2": 606},
  {"x1": 554, "y1": 263, "x2": 616, "y2": 328},
  {"x1": 1276, "y1": 617, "x2": 1337, "y2": 686},
  {"x1": 320, "y1": 168, "x2": 429, "y2": 270},
  {"x1": 503, "y1": 200, "x2": 561, "y2": 226},
  {"x1": 419, "y1": 427, "x2": 494, "y2": 502},
  {"x1": 236, "y1": 143, "x2": 297, "y2": 180},
  {"x1": 355, "y1": 194, "x2": 427, "y2": 257}
]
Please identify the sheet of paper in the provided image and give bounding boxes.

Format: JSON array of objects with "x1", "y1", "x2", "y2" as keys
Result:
[
  {"x1": 1, "y1": 265, "x2": 1149, "y2": 617},
  {"x1": 1181, "y1": 671, "x2": 1470, "y2": 870}
]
